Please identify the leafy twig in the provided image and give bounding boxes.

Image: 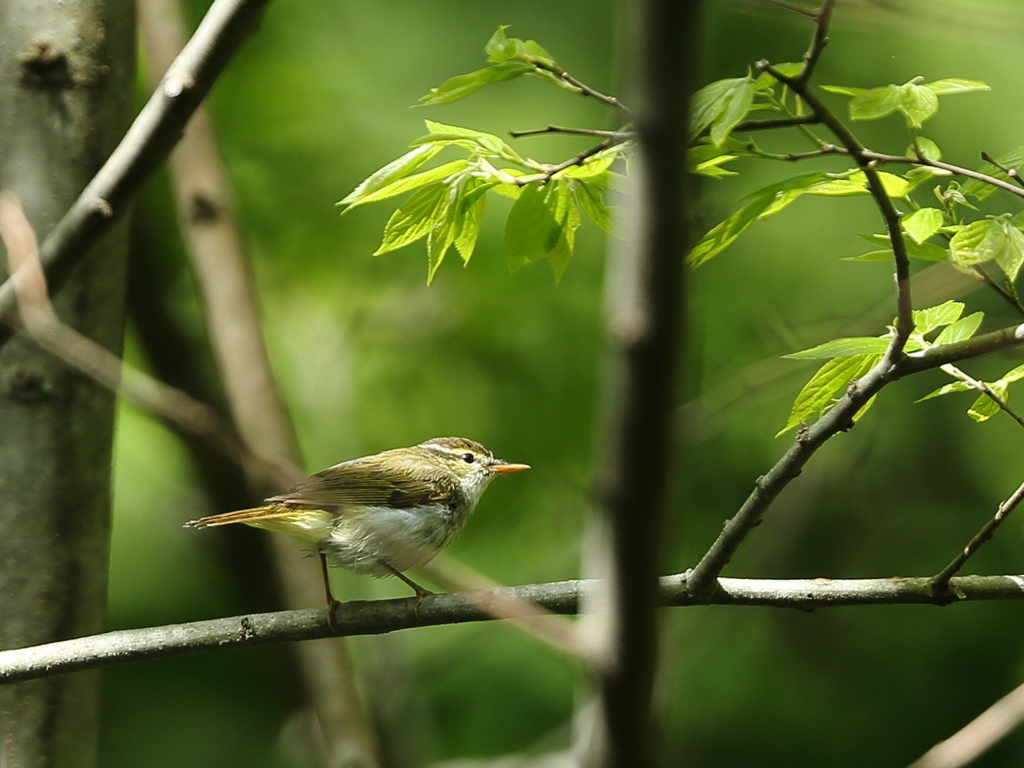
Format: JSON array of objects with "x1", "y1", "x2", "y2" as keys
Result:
[
  {"x1": 513, "y1": 137, "x2": 620, "y2": 185},
  {"x1": 981, "y1": 150, "x2": 1024, "y2": 190}
]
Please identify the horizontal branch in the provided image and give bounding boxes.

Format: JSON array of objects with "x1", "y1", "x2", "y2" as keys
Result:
[{"x1": 4, "y1": 573, "x2": 1024, "y2": 685}]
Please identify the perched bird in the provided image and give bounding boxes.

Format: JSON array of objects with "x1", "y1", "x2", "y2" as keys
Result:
[{"x1": 185, "y1": 436, "x2": 529, "y2": 622}]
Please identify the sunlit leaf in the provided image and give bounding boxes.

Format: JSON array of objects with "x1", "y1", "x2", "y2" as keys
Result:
[
  {"x1": 777, "y1": 354, "x2": 879, "y2": 435},
  {"x1": 901, "y1": 207, "x2": 945, "y2": 244},
  {"x1": 911, "y1": 300, "x2": 964, "y2": 335},
  {"x1": 934, "y1": 311, "x2": 983, "y2": 345},
  {"x1": 375, "y1": 182, "x2": 450, "y2": 256},
  {"x1": 783, "y1": 337, "x2": 891, "y2": 360},
  {"x1": 342, "y1": 159, "x2": 468, "y2": 210},
  {"x1": 338, "y1": 145, "x2": 445, "y2": 210},
  {"x1": 688, "y1": 191, "x2": 775, "y2": 268},
  {"x1": 961, "y1": 147, "x2": 1024, "y2": 201},
  {"x1": 968, "y1": 382, "x2": 1007, "y2": 422},
  {"x1": 419, "y1": 60, "x2": 534, "y2": 105},
  {"x1": 925, "y1": 78, "x2": 990, "y2": 96}
]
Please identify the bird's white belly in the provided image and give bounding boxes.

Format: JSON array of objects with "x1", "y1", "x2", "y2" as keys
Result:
[{"x1": 321, "y1": 504, "x2": 464, "y2": 576}]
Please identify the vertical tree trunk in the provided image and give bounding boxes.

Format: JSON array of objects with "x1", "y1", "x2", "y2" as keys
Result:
[
  {"x1": 582, "y1": 0, "x2": 701, "y2": 765},
  {"x1": 0, "y1": 2, "x2": 134, "y2": 766}
]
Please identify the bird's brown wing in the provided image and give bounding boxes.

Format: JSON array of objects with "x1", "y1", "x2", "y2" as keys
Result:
[{"x1": 267, "y1": 452, "x2": 452, "y2": 512}]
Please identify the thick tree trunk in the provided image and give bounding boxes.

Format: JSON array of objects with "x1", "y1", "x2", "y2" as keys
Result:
[{"x1": 0, "y1": 2, "x2": 134, "y2": 766}]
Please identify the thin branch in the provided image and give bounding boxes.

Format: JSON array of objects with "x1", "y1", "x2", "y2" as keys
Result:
[
  {"x1": 759, "y1": 59, "x2": 915, "y2": 344},
  {"x1": 795, "y1": 0, "x2": 835, "y2": 88},
  {"x1": 0, "y1": 192, "x2": 297, "y2": 491},
  {"x1": 906, "y1": 679, "x2": 1024, "y2": 768},
  {"x1": 513, "y1": 137, "x2": 621, "y2": 185},
  {"x1": 6, "y1": 573, "x2": 1024, "y2": 686},
  {"x1": 509, "y1": 125, "x2": 634, "y2": 140},
  {"x1": 732, "y1": 114, "x2": 820, "y2": 132},
  {"x1": 929, "y1": 479, "x2": 1024, "y2": 596},
  {"x1": 980, "y1": 151, "x2": 1024, "y2": 190},
  {"x1": 758, "y1": 0, "x2": 818, "y2": 18},
  {"x1": 0, "y1": 0, "x2": 274, "y2": 352},
  {"x1": 529, "y1": 62, "x2": 632, "y2": 115},
  {"x1": 940, "y1": 364, "x2": 1024, "y2": 430}
]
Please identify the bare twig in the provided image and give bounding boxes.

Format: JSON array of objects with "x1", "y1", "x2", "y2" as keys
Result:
[
  {"x1": 980, "y1": 151, "x2": 1024, "y2": 190},
  {"x1": 929, "y1": 479, "x2": 1024, "y2": 597},
  {"x1": 5, "y1": 573, "x2": 1024, "y2": 686},
  {"x1": 513, "y1": 138, "x2": 621, "y2": 185},
  {"x1": 906, "y1": 679, "x2": 1024, "y2": 768},
  {"x1": 0, "y1": 0, "x2": 274, "y2": 352},
  {"x1": 529, "y1": 61, "x2": 632, "y2": 115},
  {"x1": 509, "y1": 125, "x2": 634, "y2": 141}
]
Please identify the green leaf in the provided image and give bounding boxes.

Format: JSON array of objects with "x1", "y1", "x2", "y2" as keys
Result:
[
  {"x1": 961, "y1": 147, "x2": 1024, "y2": 201},
  {"x1": 419, "y1": 60, "x2": 534, "y2": 105},
  {"x1": 898, "y1": 82, "x2": 939, "y2": 128},
  {"x1": 426, "y1": 184, "x2": 462, "y2": 284},
  {"x1": 505, "y1": 180, "x2": 579, "y2": 277},
  {"x1": 691, "y1": 77, "x2": 753, "y2": 140},
  {"x1": 913, "y1": 137, "x2": 942, "y2": 162},
  {"x1": 412, "y1": 120, "x2": 523, "y2": 163},
  {"x1": 342, "y1": 159, "x2": 468, "y2": 210},
  {"x1": 948, "y1": 216, "x2": 1024, "y2": 274},
  {"x1": 934, "y1": 311, "x2": 983, "y2": 345},
  {"x1": 783, "y1": 337, "x2": 891, "y2": 359},
  {"x1": 688, "y1": 191, "x2": 775, "y2": 268},
  {"x1": 484, "y1": 26, "x2": 556, "y2": 67},
  {"x1": 777, "y1": 354, "x2": 880, "y2": 435},
  {"x1": 1000, "y1": 363, "x2": 1024, "y2": 386},
  {"x1": 572, "y1": 179, "x2": 612, "y2": 233},
  {"x1": 338, "y1": 145, "x2": 444, "y2": 210},
  {"x1": 374, "y1": 182, "x2": 450, "y2": 256},
  {"x1": 846, "y1": 84, "x2": 906, "y2": 121},
  {"x1": 968, "y1": 382, "x2": 1007, "y2": 422},
  {"x1": 453, "y1": 184, "x2": 488, "y2": 264},
  {"x1": 925, "y1": 78, "x2": 990, "y2": 96},
  {"x1": 711, "y1": 78, "x2": 756, "y2": 145},
  {"x1": 901, "y1": 207, "x2": 945, "y2": 244},
  {"x1": 911, "y1": 300, "x2": 964, "y2": 335},
  {"x1": 918, "y1": 380, "x2": 973, "y2": 402},
  {"x1": 820, "y1": 85, "x2": 867, "y2": 98}
]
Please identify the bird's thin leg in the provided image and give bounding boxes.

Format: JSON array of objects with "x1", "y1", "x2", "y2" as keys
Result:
[
  {"x1": 382, "y1": 563, "x2": 433, "y2": 620},
  {"x1": 320, "y1": 552, "x2": 340, "y2": 630}
]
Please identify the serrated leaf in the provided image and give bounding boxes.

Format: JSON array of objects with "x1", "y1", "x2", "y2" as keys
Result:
[
  {"x1": 419, "y1": 60, "x2": 534, "y2": 105},
  {"x1": 925, "y1": 78, "x2": 990, "y2": 96},
  {"x1": 902, "y1": 207, "x2": 945, "y2": 244},
  {"x1": 374, "y1": 182, "x2": 450, "y2": 256},
  {"x1": 934, "y1": 311, "x2": 983, "y2": 345},
  {"x1": 784, "y1": 337, "x2": 891, "y2": 359},
  {"x1": 911, "y1": 300, "x2": 964, "y2": 335},
  {"x1": 338, "y1": 145, "x2": 445, "y2": 209},
  {"x1": 777, "y1": 354, "x2": 879, "y2": 435}
]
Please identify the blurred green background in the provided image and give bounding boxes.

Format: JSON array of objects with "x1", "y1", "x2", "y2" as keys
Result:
[{"x1": 101, "y1": 0, "x2": 1024, "y2": 766}]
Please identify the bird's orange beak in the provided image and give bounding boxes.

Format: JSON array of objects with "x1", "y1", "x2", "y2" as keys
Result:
[{"x1": 491, "y1": 462, "x2": 531, "y2": 474}]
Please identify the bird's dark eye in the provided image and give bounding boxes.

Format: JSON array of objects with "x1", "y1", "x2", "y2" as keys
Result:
[{"x1": 461, "y1": 453, "x2": 475, "y2": 464}]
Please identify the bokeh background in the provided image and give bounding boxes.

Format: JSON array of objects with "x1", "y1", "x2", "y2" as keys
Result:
[{"x1": 102, "y1": 0, "x2": 1024, "y2": 765}]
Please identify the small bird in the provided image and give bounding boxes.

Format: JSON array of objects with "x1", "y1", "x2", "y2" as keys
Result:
[{"x1": 185, "y1": 437, "x2": 529, "y2": 623}]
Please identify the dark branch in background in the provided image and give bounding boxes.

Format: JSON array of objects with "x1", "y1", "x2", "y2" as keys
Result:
[
  {"x1": 5, "y1": 573, "x2": 1024, "y2": 687},
  {"x1": 581, "y1": 0, "x2": 698, "y2": 764},
  {"x1": 0, "y1": 0, "x2": 274, "y2": 352}
]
